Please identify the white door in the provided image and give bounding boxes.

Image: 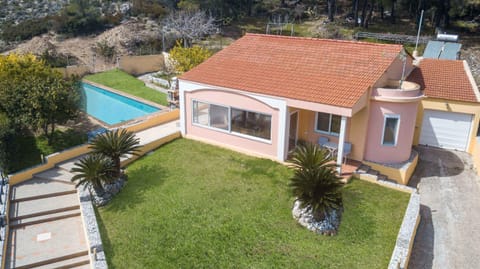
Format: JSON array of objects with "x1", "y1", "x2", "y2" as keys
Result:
[{"x1": 419, "y1": 109, "x2": 473, "y2": 151}]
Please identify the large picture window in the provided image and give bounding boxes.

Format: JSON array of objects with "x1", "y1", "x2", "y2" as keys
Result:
[
  {"x1": 315, "y1": 112, "x2": 341, "y2": 135},
  {"x1": 192, "y1": 101, "x2": 209, "y2": 126},
  {"x1": 231, "y1": 108, "x2": 271, "y2": 140},
  {"x1": 382, "y1": 115, "x2": 400, "y2": 146},
  {"x1": 192, "y1": 101, "x2": 229, "y2": 130},
  {"x1": 192, "y1": 100, "x2": 272, "y2": 141}
]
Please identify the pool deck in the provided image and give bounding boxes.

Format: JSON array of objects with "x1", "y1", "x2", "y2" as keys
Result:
[{"x1": 5, "y1": 120, "x2": 180, "y2": 269}]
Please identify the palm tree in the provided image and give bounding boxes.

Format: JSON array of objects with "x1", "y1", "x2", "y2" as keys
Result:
[
  {"x1": 289, "y1": 143, "x2": 343, "y2": 221},
  {"x1": 89, "y1": 129, "x2": 141, "y2": 178},
  {"x1": 71, "y1": 154, "x2": 116, "y2": 194}
]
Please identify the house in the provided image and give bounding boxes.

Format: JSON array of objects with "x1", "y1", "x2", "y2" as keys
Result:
[{"x1": 177, "y1": 33, "x2": 480, "y2": 184}]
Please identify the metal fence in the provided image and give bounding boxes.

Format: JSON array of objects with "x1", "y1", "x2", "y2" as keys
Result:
[
  {"x1": 0, "y1": 171, "x2": 9, "y2": 265},
  {"x1": 355, "y1": 32, "x2": 432, "y2": 44}
]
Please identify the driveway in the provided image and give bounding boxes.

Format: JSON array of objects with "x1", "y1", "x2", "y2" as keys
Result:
[{"x1": 408, "y1": 146, "x2": 480, "y2": 269}]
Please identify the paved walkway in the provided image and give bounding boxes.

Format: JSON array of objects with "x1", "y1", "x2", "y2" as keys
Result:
[
  {"x1": 408, "y1": 146, "x2": 480, "y2": 269},
  {"x1": 5, "y1": 120, "x2": 180, "y2": 268}
]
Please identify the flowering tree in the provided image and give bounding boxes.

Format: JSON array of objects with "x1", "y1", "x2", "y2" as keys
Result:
[
  {"x1": 162, "y1": 10, "x2": 216, "y2": 47},
  {"x1": 169, "y1": 41, "x2": 212, "y2": 72}
]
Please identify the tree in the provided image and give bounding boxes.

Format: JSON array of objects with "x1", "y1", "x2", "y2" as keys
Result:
[
  {"x1": 162, "y1": 10, "x2": 216, "y2": 47},
  {"x1": 353, "y1": 0, "x2": 360, "y2": 26},
  {"x1": 0, "y1": 113, "x2": 12, "y2": 171},
  {"x1": 71, "y1": 154, "x2": 116, "y2": 194},
  {"x1": 289, "y1": 143, "x2": 343, "y2": 221},
  {"x1": 0, "y1": 54, "x2": 81, "y2": 144},
  {"x1": 96, "y1": 40, "x2": 117, "y2": 63},
  {"x1": 169, "y1": 42, "x2": 212, "y2": 72},
  {"x1": 177, "y1": 0, "x2": 201, "y2": 10},
  {"x1": 0, "y1": 54, "x2": 41, "y2": 130},
  {"x1": 29, "y1": 74, "x2": 80, "y2": 144},
  {"x1": 89, "y1": 129, "x2": 141, "y2": 178},
  {"x1": 327, "y1": 0, "x2": 336, "y2": 21},
  {"x1": 53, "y1": 0, "x2": 105, "y2": 35}
]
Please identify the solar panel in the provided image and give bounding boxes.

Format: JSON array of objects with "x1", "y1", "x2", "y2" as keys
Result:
[
  {"x1": 439, "y1": 42, "x2": 462, "y2": 60},
  {"x1": 423, "y1": 41, "x2": 444, "y2": 59}
]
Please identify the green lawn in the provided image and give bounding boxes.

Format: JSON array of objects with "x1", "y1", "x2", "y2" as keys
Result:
[
  {"x1": 84, "y1": 69, "x2": 168, "y2": 106},
  {"x1": 97, "y1": 139, "x2": 410, "y2": 269},
  {"x1": 9, "y1": 129, "x2": 87, "y2": 172}
]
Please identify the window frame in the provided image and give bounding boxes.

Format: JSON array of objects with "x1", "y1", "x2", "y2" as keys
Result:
[
  {"x1": 192, "y1": 100, "x2": 230, "y2": 131},
  {"x1": 314, "y1": 112, "x2": 340, "y2": 136},
  {"x1": 381, "y1": 114, "x2": 400, "y2": 146},
  {"x1": 230, "y1": 107, "x2": 272, "y2": 141},
  {"x1": 191, "y1": 99, "x2": 272, "y2": 143}
]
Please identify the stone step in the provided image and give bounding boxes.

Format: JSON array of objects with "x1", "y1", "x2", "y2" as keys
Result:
[
  {"x1": 34, "y1": 252, "x2": 91, "y2": 269},
  {"x1": 10, "y1": 193, "x2": 80, "y2": 219},
  {"x1": 357, "y1": 163, "x2": 396, "y2": 182},
  {"x1": 356, "y1": 164, "x2": 371, "y2": 174},
  {"x1": 34, "y1": 168, "x2": 75, "y2": 184},
  {"x1": 12, "y1": 190, "x2": 77, "y2": 203},
  {"x1": 56, "y1": 156, "x2": 86, "y2": 173},
  {"x1": 366, "y1": 169, "x2": 379, "y2": 176},
  {"x1": 10, "y1": 178, "x2": 76, "y2": 201},
  {"x1": 10, "y1": 209, "x2": 81, "y2": 228},
  {"x1": 13, "y1": 250, "x2": 89, "y2": 269},
  {"x1": 377, "y1": 174, "x2": 388, "y2": 181}
]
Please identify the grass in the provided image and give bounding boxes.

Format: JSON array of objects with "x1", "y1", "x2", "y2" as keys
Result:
[
  {"x1": 84, "y1": 69, "x2": 168, "y2": 106},
  {"x1": 97, "y1": 139, "x2": 410, "y2": 269},
  {"x1": 9, "y1": 129, "x2": 87, "y2": 172}
]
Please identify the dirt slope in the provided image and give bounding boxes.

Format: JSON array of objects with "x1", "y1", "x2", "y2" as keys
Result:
[{"x1": 6, "y1": 19, "x2": 160, "y2": 68}]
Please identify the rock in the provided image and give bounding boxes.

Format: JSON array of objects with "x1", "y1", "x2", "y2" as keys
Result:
[
  {"x1": 292, "y1": 199, "x2": 342, "y2": 235},
  {"x1": 88, "y1": 177, "x2": 126, "y2": 206}
]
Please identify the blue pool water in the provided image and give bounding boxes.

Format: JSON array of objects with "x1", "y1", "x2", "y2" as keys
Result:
[{"x1": 81, "y1": 83, "x2": 160, "y2": 125}]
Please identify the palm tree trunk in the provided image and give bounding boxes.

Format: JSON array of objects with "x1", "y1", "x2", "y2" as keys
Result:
[{"x1": 114, "y1": 157, "x2": 121, "y2": 178}]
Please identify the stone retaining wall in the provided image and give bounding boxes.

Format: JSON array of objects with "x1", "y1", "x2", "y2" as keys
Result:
[
  {"x1": 388, "y1": 190, "x2": 421, "y2": 269},
  {"x1": 78, "y1": 187, "x2": 108, "y2": 269}
]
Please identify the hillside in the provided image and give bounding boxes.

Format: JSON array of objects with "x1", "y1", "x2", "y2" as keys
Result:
[{"x1": 5, "y1": 18, "x2": 161, "y2": 68}]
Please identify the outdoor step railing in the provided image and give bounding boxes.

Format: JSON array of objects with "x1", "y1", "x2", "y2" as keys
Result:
[{"x1": 0, "y1": 170, "x2": 9, "y2": 267}]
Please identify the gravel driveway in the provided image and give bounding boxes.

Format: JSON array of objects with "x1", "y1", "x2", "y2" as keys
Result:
[{"x1": 408, "y1": 146, "x2": 480, "y2": 269}]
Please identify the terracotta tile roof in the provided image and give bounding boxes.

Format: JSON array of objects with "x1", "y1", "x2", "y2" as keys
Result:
[
  {"x1": 408, "y1": 58, "x2": 479, "y2": 103},
  {"x1": 180, "y1": 34, "x2": 403, "y2": 108}
]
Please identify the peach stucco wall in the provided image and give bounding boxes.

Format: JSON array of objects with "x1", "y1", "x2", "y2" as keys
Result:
[
  {"x1": 295, "y1": 106, "x2": 370, "y2": 161},
  {"x1": 185, "y1": 89, "x2": 279, "y2": 159},
  {"x1": 364, "y1": 100, "x2": 419, "y2": 163}
]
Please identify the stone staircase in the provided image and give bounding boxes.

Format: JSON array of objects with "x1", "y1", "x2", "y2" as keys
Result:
[
  {"x1": 6, "y1": 160, "x2": 91, "y2": 269},
  {"x1": 355, "y1": 164, "x2": 395, "y2": 183}
]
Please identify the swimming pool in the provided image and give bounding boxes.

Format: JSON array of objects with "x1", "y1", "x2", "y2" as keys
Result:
[{"x1": 81, "y1": 83, "x2": 160, "y2": 125}]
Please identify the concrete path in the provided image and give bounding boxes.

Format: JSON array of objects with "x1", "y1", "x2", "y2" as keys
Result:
[
  {"x1": 5, "y1": 120, "x2": 180, "y2": 268},
  {"x1": 408, "y1": 146, "x2": 480, "y2": 269},
  {"x1": 6, "y1": 168, "x2": 89, "y2": 269}
]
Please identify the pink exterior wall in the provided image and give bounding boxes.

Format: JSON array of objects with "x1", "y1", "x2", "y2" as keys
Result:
[
  {"x1": 185, "y1": 89, "x2": 279, "y2": 158},
  {"x1": 364, "y1": 100, "x2": 419, "y2": 163},
  {"x1": 374, "y1": 55, "x2": 415, "y2": 88}
]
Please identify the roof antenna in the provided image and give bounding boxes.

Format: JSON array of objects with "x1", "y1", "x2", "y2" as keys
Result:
[
  {"x1": 399, "y1": 49, "x2": 407, "y2": 89},
  {"x1": 413, "y1": 9, "x2": 424, "y2": 58}
]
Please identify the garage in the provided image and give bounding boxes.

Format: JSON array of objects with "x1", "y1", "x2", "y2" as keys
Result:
[{"x1": 419, "y1": 109, "x2": 473, "y2": 151}]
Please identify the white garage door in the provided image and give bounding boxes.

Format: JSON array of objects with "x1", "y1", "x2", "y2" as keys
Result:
[{"x1": 419, "y1": 110, "x2": 473, "y2": 151}]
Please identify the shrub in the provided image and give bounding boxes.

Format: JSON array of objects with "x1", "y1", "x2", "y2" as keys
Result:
[
  {"x1": 289, "y1": 143, "x2": 343, "y2": 221},
  {"x1": 169, "y1": 41, "x2": 212, "y2": 73}
]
